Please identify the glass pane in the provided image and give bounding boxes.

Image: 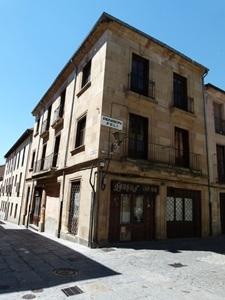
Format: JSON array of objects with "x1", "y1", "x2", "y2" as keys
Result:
[
  {"x1": 184, "y1": 198, "x2": 193, "y2": 221},
  {"x1": 175, "y1": 198, "x2": 183, "y2": 221},
  {"x1": 120, "y1": 226, "x2": 131, "y2": 241},
  {"x1": 120, "y1": 194, "x2": 131, "y2": 224},
  {"x1": 133, "y1": 195, "x2": 144, "y2": 223},
  {"x1": 166, "y1": 197, "x2": 174, "y2": 221}
]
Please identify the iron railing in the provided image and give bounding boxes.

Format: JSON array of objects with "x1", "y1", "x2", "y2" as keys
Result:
[
  {"x1": 40, "y1": 119, "x2": 49, "y2": 135},
  {"x1": 214, "y1": 117, "x2": 225, "y2": 135},
  {"x1": 34, "y1": 152, "x2": 59, "y2": 173},
  {"x1": 148, "y1": 143, "x2": 201, "y2": 171},
  {"x1": 173, "y1": 96, "x2": 194, "y2": 113},
  {"x1": 128, "y1": 72, "x2": 155, "y2": 99}
]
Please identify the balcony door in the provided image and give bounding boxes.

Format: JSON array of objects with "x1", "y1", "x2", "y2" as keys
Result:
[
  {"x1": 128, "y1": 114, "x2": 148, "y2": 160},
  {"x1": 52, "y1": 135, "x2": 60, "y2": 168},
  {"x1": 217, "y1": 145, "x2": 225, "y2": 183},
  {"x1": 131, "y1": 54, "x2": 149, "y2": 96},
  {"x1": 173, "y1": 73, "x2": 188, "y2": 111},
  {"x1": 175, "y1": 127, "x2": 189, "y2": 168}
]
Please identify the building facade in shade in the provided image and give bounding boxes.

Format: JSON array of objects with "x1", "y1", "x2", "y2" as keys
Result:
[
  {"x1": 0, "y1": 165, "x2": 5, "y2": 198},
  {"x1": 21, "y1": 13, "x2": 211, "y2": 247},
  {"x1": 0, "y1": 129, "x2": 33, "y2": 224},
  {"x1": 205, "y1": 84, "x2": 225, "y2": 236}
]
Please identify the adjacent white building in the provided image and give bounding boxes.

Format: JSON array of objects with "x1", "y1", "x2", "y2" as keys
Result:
[{"x1": 0, "y1": 129, "x2": 33, "y2": 223}]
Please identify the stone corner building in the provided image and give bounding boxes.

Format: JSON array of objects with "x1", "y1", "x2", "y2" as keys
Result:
[{"x1": 20, "y1": 13, "x2": 212, "y2": 246}]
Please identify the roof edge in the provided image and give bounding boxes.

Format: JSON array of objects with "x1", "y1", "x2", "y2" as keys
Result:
[
  {"x1": 205, "y1": 83, "x2": 225, "y2": 95},
  {"x1": 4, "y1": 129, "x2": 33, "y2": 159},
  {"x1": 32, "y1": 12, "x2": 209, "y2": 115}
]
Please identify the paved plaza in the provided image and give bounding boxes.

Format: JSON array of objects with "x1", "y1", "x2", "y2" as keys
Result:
[{"x1": 0, "y1": 221, "x2": 225, "y2": 299}]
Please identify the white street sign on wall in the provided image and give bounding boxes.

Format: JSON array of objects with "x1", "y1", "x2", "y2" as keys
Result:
[{"x1": 101, "y1": 115, "x2": 123, "y2": 131}]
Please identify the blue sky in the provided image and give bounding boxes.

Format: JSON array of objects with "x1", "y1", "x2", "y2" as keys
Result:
[{"x1": 0, "y1": 0, "x2": 225, "y2": 164}]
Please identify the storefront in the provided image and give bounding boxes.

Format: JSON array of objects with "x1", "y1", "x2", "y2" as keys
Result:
[{"x1": 109, "y1": 181, "x2": 158, "y2": 242}]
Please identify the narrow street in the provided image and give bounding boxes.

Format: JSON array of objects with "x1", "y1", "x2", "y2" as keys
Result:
[{"x1": 1, "y1": 221, "x2": 225, "y2": 299}]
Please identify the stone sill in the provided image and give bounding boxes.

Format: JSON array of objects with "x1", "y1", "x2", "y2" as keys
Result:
[
  {"x1": 51, "y1": 117, "x2": 64, "y2": 130},
  {"x1": 76, "y1": 81, "x2": 91, "y2": 97},
  {"x1": 71, "y1": 145, "x2": 85, "y2": 156},
  {"x1": 170, "y1": 106, "x2": 196, "y2": 118},
  {"x1": 127, "y1": 90, "x2": 157, "y2": 104}
]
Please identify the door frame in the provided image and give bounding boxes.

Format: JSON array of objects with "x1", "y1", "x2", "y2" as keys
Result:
[{"x1": 109, "y1": 181, "x2": 158, "y2": 242}]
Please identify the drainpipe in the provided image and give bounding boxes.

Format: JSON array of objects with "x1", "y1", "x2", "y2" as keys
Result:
[
  {"x1": 88, "y1": 164, "x2": 97, "y2": 247},
  {"x1": 57, "y1": 59, "x2": 77, "y2": 238},
  {"x1": 202, "y1": 70, "x2": 212, "y2": 235}
]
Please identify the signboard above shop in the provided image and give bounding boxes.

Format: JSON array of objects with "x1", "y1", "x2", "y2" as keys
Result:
[{"x1": 101, "y1": 115, "x2": 123, "y2": 131}]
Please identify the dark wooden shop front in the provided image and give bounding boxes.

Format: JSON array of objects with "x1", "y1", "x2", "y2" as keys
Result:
[{"x1": 109, "y1": 181, "x2": 158, "y2": 242}]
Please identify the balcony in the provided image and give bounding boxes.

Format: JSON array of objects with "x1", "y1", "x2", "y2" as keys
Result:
[
  {"x1": 128, "y1": 72, "x2": 155, "y2": 100},
  {"x1": 172, "y1": 96, "x2": 194, "y2": 113},
  {"x1": 149, "y1": 143, "x2": 201, "y2": 172},
  {"x1": 52, "y1": 105, "x2": 64, "y2": 129},
  {"x1": 215, "y1": 118, "x2": 225, "y2": 135},
  {"x1": 127, "y1": 143, "x2": 201, "y2": 173},
  {"x1": 34, "y1": 152, "x2": 59, "y2": 174},
  {"x1": 40, "y1": 119, "x2": 49, "y2": 139}
]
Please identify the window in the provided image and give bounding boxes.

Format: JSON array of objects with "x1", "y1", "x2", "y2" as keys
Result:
[
  {"x1": 81, "y1": 60, "x2": 91, "y2": 88},
  {"x1": 17, "y1": 172, "x2": 22, "y2": 197},
  {"x1": 128, "y1": 113, "x2": 148, "y2": 159},
  {"x1": 10, "y1": 203, "x2": 13, "y2": 216},
  {"x1": 166, "y1": 196, "x2": 193, "y2": 222},
  {"x1": 36, "y1": 117, "x2": 40, "y2": 134},
  {"x1": 75, "y1": 116, "x2": 86, "y2": 148},
  {"x1": 40, "y1": 144, "x2": 47, "y2": 170},
  {"x1": 21, "y1": 146, "x2": 26, "y2": 167},
  {"x1": 130, "y1": 53, "x2": 149, "y2": 96},
  {"x1": 173, "y1": 73, "x2": 188, "y2": 111},
  {"x1": 14, "y1": 204, "x2": 18, "y2": 219},
  {"x1": 175, "y1": 127, "x2": 189, "y2": 168},
  {"x1": 59, "y1": 89, "x2": 66, "y2": 118},
  {"x1": 17, "y1": 151, "x2": 21, "y2": 169},
  {"x1": 46, "y1": 105, "x2": 52, "y2": 130},
  {"x1": 30, "y1": 151, "x2": 36, "y2": 170},
  {"x1": 217, "y1": 145, "x2": 225, "y2": 183},
  {"x1": 52, "y1": 135, "x2": 60, "y2": 167},
  {"x1": 214, "y1": 103, "x2": 225, "y2": 134}
]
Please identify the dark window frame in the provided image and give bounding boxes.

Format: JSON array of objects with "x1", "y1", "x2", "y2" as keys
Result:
[
  {"x1": 81, "y1": 60, "x2": 91, "y2": 88},
  {"x1": 75, "y1": 115, "x2": 86, "y2": 148},
  {"x1": 128, "y1": 113, "x2": 148, "y2": 160},
  {"x1": 173, "y1": 73, "x2": 188, "y2": 111},
  {"x1": 130, "y1": 53, "x2": 149, "y2": 97}
]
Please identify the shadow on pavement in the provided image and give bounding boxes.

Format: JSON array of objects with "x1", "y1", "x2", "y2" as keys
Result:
[
  {"x1": 0, "y1": 224, "x2": 119, "y2": 294},
  {"x1": 111, "y1": 235, "x2": 225, "y2": 254}
]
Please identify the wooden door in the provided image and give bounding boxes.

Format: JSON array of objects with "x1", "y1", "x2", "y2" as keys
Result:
[
  {"x1": 109, "y1": 192, "x2": 155, "y2": 242},
  {"x1": 31, "y1": 188, "x2": 42, "y2": 226},
  {"x1": 220, "y1": 193, "x2": 225, "y2": 234}
]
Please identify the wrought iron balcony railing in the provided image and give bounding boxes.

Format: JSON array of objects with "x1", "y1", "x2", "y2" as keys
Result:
[
  {"x1": 214, "y1": 117, "x2": 225, "y2": 135},
  {"x1": 128, "y1": 142, "x2": 201, "y2": 172},
  {"x1": 34, "y1": 152, "x2": 59, "y2": 173},
  {"x1": 173, "y1": 96, "x2": 194, "y2": 113},
  {"x1": 128, "y1": 72, "x2": 155, "y2": 99}
]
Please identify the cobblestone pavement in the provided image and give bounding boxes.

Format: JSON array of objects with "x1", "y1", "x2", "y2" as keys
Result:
[{"x1": 1, "y1": 221, "x2": 225, "y2": 299}]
